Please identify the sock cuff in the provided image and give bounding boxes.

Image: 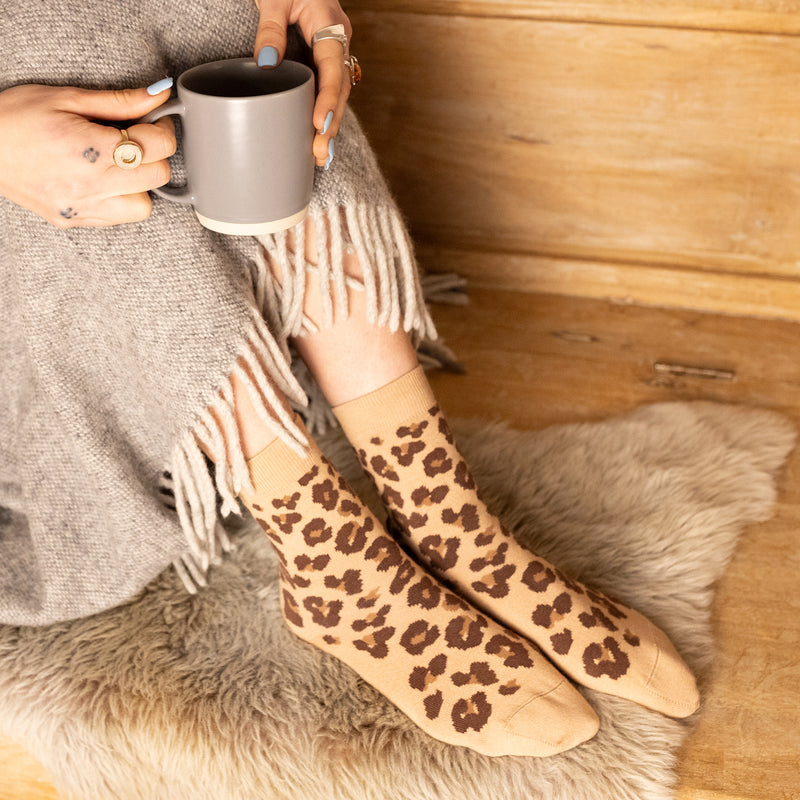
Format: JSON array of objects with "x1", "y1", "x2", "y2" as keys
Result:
[
  {"x1": 244, "y1": 427, "x2": 318, "y2": 502},
  {"x1": 332, "y1": 365, "x2": 437, "y2": 434}
]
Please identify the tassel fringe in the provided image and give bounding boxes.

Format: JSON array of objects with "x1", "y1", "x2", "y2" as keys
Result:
[{"x1": 169, "y1": 202, "x2": 444, "y2": 594}]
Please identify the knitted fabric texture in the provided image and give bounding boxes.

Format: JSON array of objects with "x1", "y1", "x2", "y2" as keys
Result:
[{"x1": 0, "y1": 0, "x2": 434, "y2": 625}]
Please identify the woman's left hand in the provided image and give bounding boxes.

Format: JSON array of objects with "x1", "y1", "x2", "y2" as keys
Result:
[{"x1": 253, "y1": 0, "x2": 354, "y2": 168}]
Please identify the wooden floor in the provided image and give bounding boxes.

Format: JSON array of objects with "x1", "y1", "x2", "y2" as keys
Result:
[{"x1": 2, "y1": 289, "x2": 799, "y2": 799}]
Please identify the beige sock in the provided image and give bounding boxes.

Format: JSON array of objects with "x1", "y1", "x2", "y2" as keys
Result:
[
  {"x1": 241, "y1": 427, "x2": 599, "y2": 757},
  {"x1": 333, "y1": 366, "x2": 700, "y2": 718}
]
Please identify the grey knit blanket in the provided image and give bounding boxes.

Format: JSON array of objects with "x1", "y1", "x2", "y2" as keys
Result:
[{"x1": 0, "y1": 0, "x2": 434, "y2": 625}]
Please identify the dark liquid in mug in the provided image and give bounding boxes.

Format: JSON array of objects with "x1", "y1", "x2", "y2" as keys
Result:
[{"x1": 182, "y1": 60, "x2": 308, "y2": 97}]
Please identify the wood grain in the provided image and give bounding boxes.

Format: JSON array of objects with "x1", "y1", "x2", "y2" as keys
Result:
[
  {"x1": 346, "y1": 0, "x2": 800, "y2": 35},
  {"x1": 0, "y1": 734, "x2": 60, "y2": 800},
  {"x1": 417, "y1": 244, "x2": 800, "y2": 322},
  {"x1": 348, "y1": 12, "x2": 800, "y2": 289}
]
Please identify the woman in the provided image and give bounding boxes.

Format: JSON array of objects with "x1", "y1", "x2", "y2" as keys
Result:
[{"x1": 0, "y1": 0, "x2": 698, "y2": 758}]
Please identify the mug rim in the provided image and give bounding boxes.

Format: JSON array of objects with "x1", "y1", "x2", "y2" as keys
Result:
[{"x1": 176, "y1": 57, "x2": 314, "y2": 100}]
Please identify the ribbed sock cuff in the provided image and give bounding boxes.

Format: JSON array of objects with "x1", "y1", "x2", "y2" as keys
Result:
[
  {"x1": 244, "y1": 425, "x2": 317, "y2": 502},
  {"x1": 332, "y1": 365, "x2": 437, "y2": 436}
]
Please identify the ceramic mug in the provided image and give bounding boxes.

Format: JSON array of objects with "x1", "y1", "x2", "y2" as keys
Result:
[{"x1": 143, "y1": 58, "x2": 315, "y2": 235}]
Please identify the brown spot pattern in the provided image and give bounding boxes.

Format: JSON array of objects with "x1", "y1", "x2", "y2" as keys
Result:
[
  {"x1": 583, "y1": 636, "x2": 630, "y2": 679},
  {"x1": 323, "y1": 569, "x2": 363, "y2": 595},
  {"x1": 302, "y1": 518, "x2": 332, "y2": 547},
  {"x1": 423, "y1": 448, "x2": 453, "y2": 477},
  {"x1": 418, "y1": 535, "x2": 460, "y2": 571},
  {"x1": 391, "y1": 440, "x2": 426, "y2": 466},
  {"x1": 409, "y1": 653, "x2": 448, "y2": 691},
  {"x1": 451, "y1": 692, "x2": 492, "y2": 733},
  {"x1": 400, "y1": 620, "x2": 440, "y2": 655},
  {"x1": 410, "y1": 485, "x2": 450, "y2": 507},
  {"x1": 282, "y1": 590, "x2": 303, "y2": 627},
  {"x1": 471, "y1": 563, "x2": 516, "y2": 598},
  {"x1": 424, "y1": 691, "x2": 443, "y2": 720},
  {"x1": 485, "y1": 634, "x2": 534, "y2": 668},
  {"x1": 364, "y1": 536, "x2": 403, "y2": 572},
  {"x1": 521, "y1": 559, "x2": 557, "y2": 592},
  {"x1": 532, "y1": 591, "x2": 574, "y2": 629},
  {"x1": 550, "y1": 629, "x2": 574, "y2": 655},
  {"x1": 407, "y1": 575, "x2": 441, "y2": 610},
  {"x1": 353, "y1": 626, "x2": 396, "y2": 659},
  {"x1": 444, "y1": 615, "x2": 487, "y2": 650},
  {"x1": 303, "y1": 596, "x2": 343, "y2": 628},
  {"x1": 351, "y1": 603, "x2": 391, "y2": 632},
  {"x1": 441, "y1": 503, "x2": 480, "y2": 532},
  {"x1": 451, "y1": 661, "x2": 498, "y2": 687},
  {"x1": 272, "y1": 492, "x2": 300, "y2": 510}
]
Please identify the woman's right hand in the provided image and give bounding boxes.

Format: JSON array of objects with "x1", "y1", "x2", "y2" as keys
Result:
[{"x1": 0, "y1": 83, "x2": 176, "y2": 227}]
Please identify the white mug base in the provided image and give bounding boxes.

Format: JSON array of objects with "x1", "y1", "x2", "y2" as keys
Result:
[{"x1": 194, "y1": 205, "x2": 309, "y2": 236}]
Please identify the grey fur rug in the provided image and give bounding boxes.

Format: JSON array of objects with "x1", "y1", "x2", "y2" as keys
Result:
[{"x1": 0, "y1": 402, "x2": 794, "y2": 800}]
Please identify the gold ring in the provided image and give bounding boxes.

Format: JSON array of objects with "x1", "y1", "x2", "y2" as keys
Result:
[
  {"x1": 345, "y1": 55, "x2": 361, "y2": 86},
  {"x1": 113, "y1": 129, "x2": 144, "y2": 170}
]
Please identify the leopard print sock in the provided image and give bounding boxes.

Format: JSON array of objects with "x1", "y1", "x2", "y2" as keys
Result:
[
  {"x1": 333, "y1": 366, "x2": 700, "y2": 719},
  {"x1": 241, "y1": 427, "x2": 599, "y2": 757}
]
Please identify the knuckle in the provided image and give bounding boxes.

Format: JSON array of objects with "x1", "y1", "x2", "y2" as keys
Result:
[
  {"x1": 257, "y1": 18, "x2": 286, "y2": 39},
  {"x1": 112, "y1": 88, "x2": 133, "y2": 107}
]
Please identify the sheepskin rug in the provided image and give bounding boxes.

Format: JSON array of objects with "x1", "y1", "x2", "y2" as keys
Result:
[{"x1": 0, "y1": 402, "x2": 794, "y2": 800}]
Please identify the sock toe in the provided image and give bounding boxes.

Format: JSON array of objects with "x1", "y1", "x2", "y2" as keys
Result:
[
  {"x1": 502, "y1": 679, "x2": 599, "y2": 757},
  {"x1": 642, "y1": 637, "x2": 701, "y2": 718}
]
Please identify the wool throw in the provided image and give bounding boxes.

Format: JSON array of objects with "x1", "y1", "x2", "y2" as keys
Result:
[{"x1": 0, "y1": 0, "x2": 435, "y2": 625}]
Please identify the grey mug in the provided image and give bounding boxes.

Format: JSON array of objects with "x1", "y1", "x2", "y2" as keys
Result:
[{"x1": 143, "y1": 58, "x2": 316, "y2": 235}]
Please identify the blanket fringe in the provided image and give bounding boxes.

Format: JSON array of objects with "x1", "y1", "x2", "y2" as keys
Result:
[
  {"x1": 168, "y1": 314, "x2": 309, "y2": 594},
  {"x1": 170, "y1": 202, "x2": 444, "y2": 593},
  {"x1": 256, "y1": 203, "x2": 437, "y2": 341}
]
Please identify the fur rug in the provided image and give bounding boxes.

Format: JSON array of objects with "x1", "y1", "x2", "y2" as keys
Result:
[{"x1": 0, "y1": 402, "x2": 794, "y2": 800}]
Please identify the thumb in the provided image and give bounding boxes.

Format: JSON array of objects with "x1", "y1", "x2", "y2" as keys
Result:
[
  {"x1": 62, "y1": 81, "x2": 174, "y2": 121},
  {"x1": 254, "y1": 1, "x2": 290, "y2": 68}
]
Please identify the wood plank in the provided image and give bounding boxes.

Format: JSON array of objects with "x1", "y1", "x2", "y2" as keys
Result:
[
  {"x1": 348, "y1": 13, "x2": 800, "y2": 285},
  {"x1": 426, "y1": 288, "x2": 800, "y2": 800},
  {"x1": 0, "y1": 733, "x2": 60, "y2": 800},
  {"x1": 347, "y1": 0, "x2": 800, "y2": 35},
  {"x1": 417, "y1": 244, "x2": 800, "y2": 322}
]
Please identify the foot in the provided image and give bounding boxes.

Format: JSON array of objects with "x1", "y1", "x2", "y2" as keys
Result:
[
  {"x1": 333, "y1": 366, "x2": 700, "y2": 719},
  {"x1": 241, "y1": 429, "x2": 600, "y2": 757}
]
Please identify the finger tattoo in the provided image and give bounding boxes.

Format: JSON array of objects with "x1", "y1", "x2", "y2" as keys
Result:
[
  {"x1": 59, "y1": 208, "x2": 78, "y2": 219},
  {"x1": 83, "y1": 147, "x2": 100, "y2": 163}
]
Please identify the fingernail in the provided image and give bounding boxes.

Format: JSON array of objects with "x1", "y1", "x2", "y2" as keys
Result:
[
  {"x1": 257, "y1": 46, "x2": 279, "y2": 67},
  {"x1": 324, "y1": 139, "x2": 335, "y2": 171},
  {"x1": 321, "y1": 110, "x2": 334, "y2": 135},
  {"x1": 146, "y1": 77, "x2": 174, "y2": 95}
]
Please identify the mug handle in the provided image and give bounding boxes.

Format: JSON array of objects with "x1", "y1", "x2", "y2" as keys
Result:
[{"x1": 139, "y1": 99, "x2": 194, "y2": 204}]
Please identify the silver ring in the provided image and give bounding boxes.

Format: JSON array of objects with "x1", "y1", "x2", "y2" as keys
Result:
[
  {"x1": 312, "y1": 24, "x2": 348, "y2": 55},
  {"x1": 344, "y1": 55, "x2": 361, "y2": 86},
  {"x1": 113, "y1": 129, "x2": 144, "y2": 170}
]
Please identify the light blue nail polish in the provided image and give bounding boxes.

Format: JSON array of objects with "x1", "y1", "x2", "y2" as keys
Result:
[
  {"x1": 257, "y1": 46, "x2": 279, "y2": 67},
  {"x1": 324, "y1": 138, "x2": 335, "y2": 171},
  {"x1": 322, "y1": 110, "x2": 334, "y2": 135},
  {"x1": 146, "y1": 77, "x2": 173, "y2": 95}
]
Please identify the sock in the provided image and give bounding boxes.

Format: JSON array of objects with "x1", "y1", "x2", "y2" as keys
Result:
[
  {"x1": 333, "y1": 366, "x2": 700, "y2": 718},
  {"x1": 240, "y1": 428, "x2": 599, "y2": 757}
]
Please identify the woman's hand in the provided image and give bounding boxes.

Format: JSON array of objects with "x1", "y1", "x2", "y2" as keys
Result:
[
  {"x1": 252, "y1": 0, "x2": 353, "y2": 168},
  {"x1": 0, "y1": 83, "x2": 176, "y2": 227}
]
